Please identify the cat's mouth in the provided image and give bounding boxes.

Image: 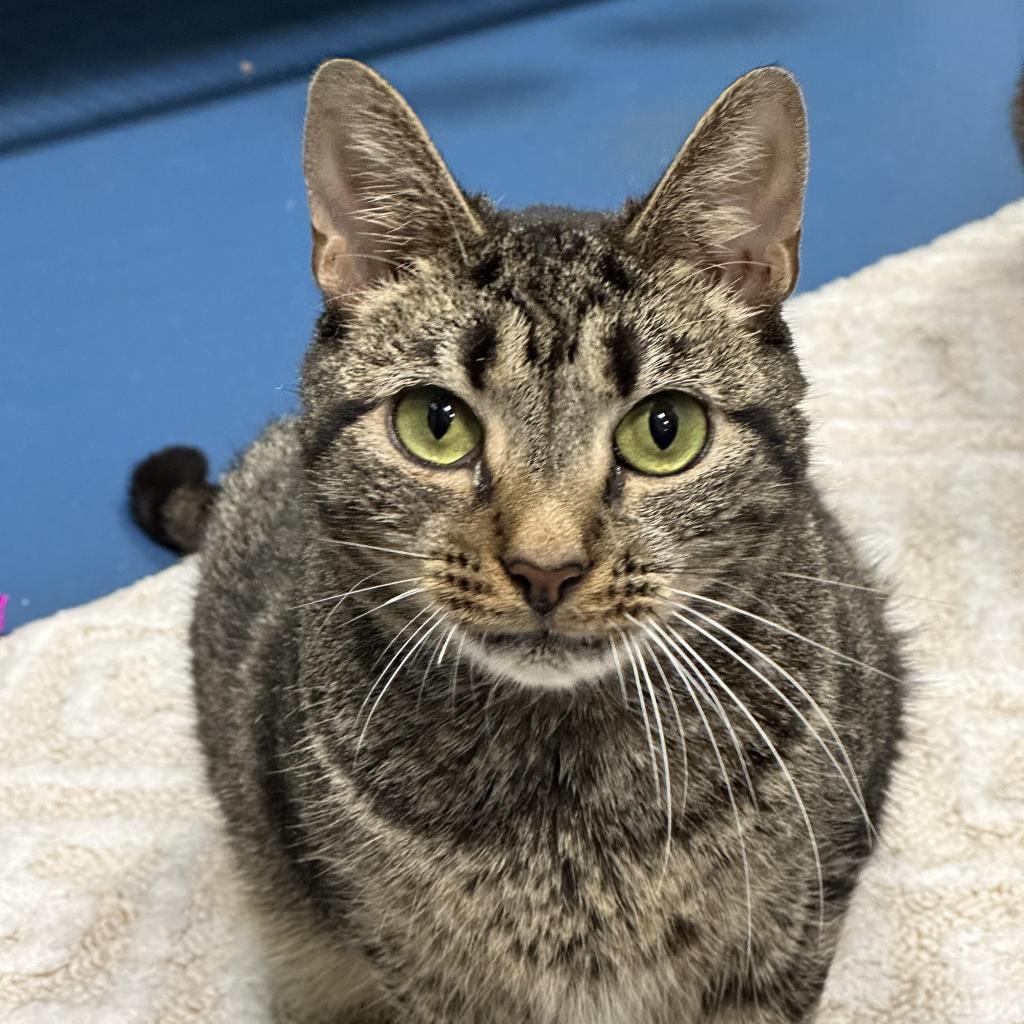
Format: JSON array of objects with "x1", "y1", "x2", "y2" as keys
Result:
[
  {"x1": 483, "y1": 630, "x2": 606, "y2": 655},
  {"x1": 466, "y1": 630, "x2": 613, "y2": 689}
]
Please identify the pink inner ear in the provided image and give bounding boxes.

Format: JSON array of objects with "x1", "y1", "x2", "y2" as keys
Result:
[
  {"x1": 303, "y1": 60, "x2": 484, "y2": 306},
  {"x1": 716, "y1": 236, "x2": 790, "y2": 306},
  {"x1": 0, "y1": 593, "x2": 8, "y2": 634}
]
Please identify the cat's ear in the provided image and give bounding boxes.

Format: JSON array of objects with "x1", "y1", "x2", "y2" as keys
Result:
[
  {"x1": 303, "y1": 59, "x2": 484, "y2": 304},
  {"x1": 626, "y1": 66, "x2": 807, "y2": 308}
]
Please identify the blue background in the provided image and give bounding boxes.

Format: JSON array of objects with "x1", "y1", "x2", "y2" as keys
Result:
[{"x1": 1, "y1": 0, "x2": 1022, "y2": 631}]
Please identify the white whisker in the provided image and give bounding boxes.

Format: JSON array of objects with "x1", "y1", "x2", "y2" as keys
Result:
[
  {"x1": 676, "y1": 572, "x2": 789, "y2": 620},
  {"x1": 608, "y1": 636, "x2": 630, "y2": 704},
  {"x1": 417, "y1": 616, "x2": 450, "y2": 711},
  {"x1": 645, "y1": 618, "x2": 759, "y2": 812},
  {"x1": 637, "y1": 620, "x2": 754, "y2": 961},
  {"x1": 670, "y1": 603, "x2": 875, "y2": 839},
  {"x1": 314, "y1": 570, "x2": 390, "y2": 639},
  {"x1": 338, "y1": 586, "x2": 426, "y2": 629},
  {"x1": 294, "y1": 575, "x2": 423, "y2": 610},
  {"x1": 357, "y1": 606, "x2": 438, "y2": 727},
  {"x1": 633, "y1": 639, "x2": 673, "y2": 871},
  {"x1": 298, "y1": 606, "x2": 429, "y2": 723},
  {"x1": 779, "y1": 571, "x2": 956, "y2": 607},
  {"x1": 669, "y1": 588, "x2": 902, "y2": 683},
  {"x1": 328, "y1": 539, "x2": 435, "y2": 561},
  {"x1": 450, "y1": 632, "x2": 466, "y2": 704},
  {"x1": 661, "y1": 618, "x2": 825, "y2": 934},
  {"x1": 292, "y1": 569, "x2": 385, "y2": 612},
  {"x1": 436, "y1": 624, "x2": 458, "y2": 666},
  {"x1": 620, "y1": 634, "x2": 663, "y2": 806},
  {"x1": 371, "y1": 605, "x2": 434, "y2": 669},
  {"x1": 644, "y1": 639, "x2": 689, "y2": 816},
  {"x1": 356, "y1": 610, "x2": 444, "y2": 756}
]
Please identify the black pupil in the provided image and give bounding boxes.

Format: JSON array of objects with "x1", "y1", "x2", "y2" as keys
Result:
[
  {"x1": 649, "y1": 404, "x2": 678, "y2": 450},
  {"x1": 427, "y1": 397, "x2": 456, "y2": 440}
]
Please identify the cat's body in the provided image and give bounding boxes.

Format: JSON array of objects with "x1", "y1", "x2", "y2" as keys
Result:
[{"x1": 134, "y1": 63, "x2": 905, "y2": 1023}]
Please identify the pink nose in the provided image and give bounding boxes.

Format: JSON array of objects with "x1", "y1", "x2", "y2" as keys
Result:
[{"x1": 504, "y1": 560, "x2": 587, "y2": 615}]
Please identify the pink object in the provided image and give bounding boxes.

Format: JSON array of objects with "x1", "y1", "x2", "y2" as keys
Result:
[{"x1": 0, "y1": 594, "x2": 7, "y2": 634}]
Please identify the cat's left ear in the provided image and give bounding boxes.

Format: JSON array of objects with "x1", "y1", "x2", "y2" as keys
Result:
[
  {"x1": 626, "y1": 67, "x2": 808, "y2": 308},
  {"x1": 303, "y1": 59, "x2": 484, "y2": 304}
]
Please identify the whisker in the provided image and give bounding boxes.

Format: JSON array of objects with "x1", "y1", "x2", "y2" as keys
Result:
[
  {"x1": 668, "y1": 602, "x2": 875, "y2": 841},
  {"x1": 450, "y1": 632, "x2": 466, "y2": 705},
  {"x1": 669, "y1": 588, "x2": 903, "y2": 683},
  {"x1": 644, "y1": 639, "x2": 689, "y2": 816},
  {"x1": 294, "y1": 575, "x2": 423, "y2": 610},
  {"x1": 327, "y1": 539, "x2": 435, "y2": 561},
  {"x1": 315, "y1": 571, "x2": 388, "y2": 639},
  {"x1": 417, "y1": 615, "x2": 450, "y2": 711},
  {"x1": 619, "y1": 633, "x2": 663, "y2": 808},
  {"x1": 292, "y1": 569, "x2": 385, "y2": 612},
  {"x1": 297, "y1": 606, "x2": 428, "y2": 723},
  {"x1": 608, "y1": 636, "x2": 630, "y2": 704},
  {"x1": 661, "y1": 618, "x2": 825, "y2": 934},
  {"x1": 632, "y1": 638, "x2": 673, "y2": 872},
  {"x1": 321, "y1": 570, "x2": 411, "y2": 640},
  {"x1": 779, "y1": 571, "x2": 957, "y2": 607},
  {"x1": 338, "y1": 586, "x2": 427, "y2": 629},
  {"x1": 436, "y1": 624, "x2": 459, "y2": 666},
  {"x1": 636, "y1": 615, "x2": 757, "y2": 811},
  {"x1": 637, "y1": 621, "x2": 754, "y2": 963},
  {"x1": 371, "y1": 605, "x2": 434, "y2": 670},
  {"x1": 670, "y1": 570, "x2": 789, "y2": 620},
  {"x1": 356, "y1": 609, "x2": 444, "y2": 756},
  {"x1": 357, "y1": 605, "x2": 439, "y2": 727}
]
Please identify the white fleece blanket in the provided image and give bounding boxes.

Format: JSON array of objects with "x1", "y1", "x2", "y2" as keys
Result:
[{"x1": 1, "y1": 201, "x2": 1022, "y2": 1023}]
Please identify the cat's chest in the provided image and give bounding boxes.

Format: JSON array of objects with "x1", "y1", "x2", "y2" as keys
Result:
[
  {"x1": 349, "y1": 801, "x2": 721, "y2": 1008},
  {"x1": 362, "y1": 837, "x2": 707, "y2": 1022},
  {"x1": 307, "y1": 694, "x2": 754, "y2": 1018}
]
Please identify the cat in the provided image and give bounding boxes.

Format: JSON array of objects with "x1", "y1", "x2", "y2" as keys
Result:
[{"x1": 131, "y1": 60, "x2": 906, "y2": 1023}]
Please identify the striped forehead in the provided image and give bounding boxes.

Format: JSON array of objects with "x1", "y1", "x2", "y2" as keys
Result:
[{"x1": 458, "y1": 224, "x2": 639, "y2": 401}]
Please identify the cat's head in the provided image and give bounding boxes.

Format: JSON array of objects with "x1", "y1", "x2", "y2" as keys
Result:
[{"x1": 299, "y1": 60, "x2": 809, "y2": 689}]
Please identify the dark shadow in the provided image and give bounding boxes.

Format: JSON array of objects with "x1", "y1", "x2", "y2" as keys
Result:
[
  {"x1": 1, "y1": 0, "x2": 342, "y2": 100},
  {"x1": 583, "y1": 1, "x2": 809, "y2": 46},
  {"x1": 412, "y1": 69, "x2": 562, "y2": 118},
  {"x1": 0, "y1": 0, "x2": 601, "y2": 155}
]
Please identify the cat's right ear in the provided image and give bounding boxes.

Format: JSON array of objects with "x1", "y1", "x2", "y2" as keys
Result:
[{"x1": 303, "y1": 59, "x2": 484, "y2": 305}]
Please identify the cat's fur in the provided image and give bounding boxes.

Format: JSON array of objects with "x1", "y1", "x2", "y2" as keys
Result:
[{"x1": 132, "y1": 62, "x2": 905, "y2": 1023}]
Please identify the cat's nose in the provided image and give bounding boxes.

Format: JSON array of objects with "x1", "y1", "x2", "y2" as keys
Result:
[{"x1": 503, "y1": 559, "x2": 587, "y2": 615}]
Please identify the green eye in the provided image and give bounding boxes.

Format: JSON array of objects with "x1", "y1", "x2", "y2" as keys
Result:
[
  {"x1": 614, "y1": 391, "x2": 708, "y2": 476},
  {"x1": 393, "y1": 386, "x2": 482, "y2": 466}
]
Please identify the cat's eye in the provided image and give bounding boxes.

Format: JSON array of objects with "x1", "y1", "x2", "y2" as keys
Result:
[
  {"x1": 392, "y1": 386, "x2": 482, "y2": 467},
  {"x1": 614, "y1": 391, "x2": 709, "y2": 476}
]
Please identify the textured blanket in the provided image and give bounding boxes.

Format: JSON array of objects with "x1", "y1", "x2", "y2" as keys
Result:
[{"x1": 1, "y1": 201, "x2": 1022, "y2": 1023}]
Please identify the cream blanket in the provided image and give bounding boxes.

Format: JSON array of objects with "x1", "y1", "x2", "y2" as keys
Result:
[{"x1": 2, "y1": 201, "x2": 1022, "y2": 1023}]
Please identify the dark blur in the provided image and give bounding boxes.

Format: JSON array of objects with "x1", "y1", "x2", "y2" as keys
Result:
[{"x1": 1, "y1": 0, "x2": 586, "y2": 153}]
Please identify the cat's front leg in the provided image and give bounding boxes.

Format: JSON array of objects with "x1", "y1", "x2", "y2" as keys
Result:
[
  {"x1": 268, "y1": 959, "x2": 396, "y2": 1024},
  {"x1": 251, "y1": 903, "x2": 395, "y2": 1024}
]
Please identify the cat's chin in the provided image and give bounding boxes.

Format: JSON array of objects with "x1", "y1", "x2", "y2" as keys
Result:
[{"x1": 464, "y1": 631, "x2": 614, "y2": 690}]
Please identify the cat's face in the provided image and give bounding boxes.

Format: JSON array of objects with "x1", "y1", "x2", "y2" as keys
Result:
[{"x1": 299, "y1": 61, "x2": 809, "y2": 688}]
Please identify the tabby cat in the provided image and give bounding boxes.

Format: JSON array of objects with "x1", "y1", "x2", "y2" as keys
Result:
[{"x1": 131, "y1": 60, "x2": 905, "y2": 1023}]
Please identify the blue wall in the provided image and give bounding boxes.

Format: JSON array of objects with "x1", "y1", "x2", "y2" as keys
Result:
[{"x1": 1, "y1": 0, "x2": 1021, "y2": 631}]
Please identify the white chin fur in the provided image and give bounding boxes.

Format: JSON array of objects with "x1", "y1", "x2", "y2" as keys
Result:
[{"x1": 464, "y1": 637, "x2": 614, "y2": 690}]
